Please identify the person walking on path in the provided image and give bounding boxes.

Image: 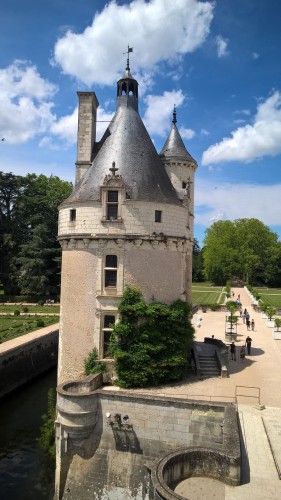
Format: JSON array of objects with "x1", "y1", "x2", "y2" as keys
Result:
[
  {"x1": 251, "y1": 319, "x2": 255, "y2": 331},
  {"x1": 246, "y1": 335, "x2": 252, "y2": 355},
  {"x1": 240, "y1": 345, "x2": 245, "y2": 362},
  {"x1": 230, "y1": 342, "x2": 236, "y2": 360},
  {"x1": 246, "y1": 319, "x2": 251, "y2": 330}
]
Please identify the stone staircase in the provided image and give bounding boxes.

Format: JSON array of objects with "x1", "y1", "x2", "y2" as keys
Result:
[{"x1": 197, "y1": 353, "x2": 220, "y2": 377}]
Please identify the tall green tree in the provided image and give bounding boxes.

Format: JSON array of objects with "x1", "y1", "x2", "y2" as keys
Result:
[
  {"x1": 0, "y1": 172, "x2": 28, "y2": 292},
  {"x1": 192, "y1": 238, "x2": 205, "y2": 282},
  {"x1": 0, "y1": 172, "x2": 72, "y2": 295},
  {"x1": 203, "y1": 218, "x2": 279, "y2": 285}
]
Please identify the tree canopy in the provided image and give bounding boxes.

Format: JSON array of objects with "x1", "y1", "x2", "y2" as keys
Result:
[
  {"x1": 203, "y1": 218, "x2": 280, "y2": 286},
  {"x1": 192, "y1": 238, "x2": 204, "y2": 282},
  {"x1": 0, "y1": 171, "x2": 72, "y2": 296}
]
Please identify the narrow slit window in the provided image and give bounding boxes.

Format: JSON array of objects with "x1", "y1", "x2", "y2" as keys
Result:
[
  {"x1": 70, "y1": 209, "x2": 76, "y2": 222},
  {"x1": 182, "y1": 181, "x2": 187, "y2": 189},
  {"x1": 155, "y1": 210, "x2": 162, "y2": 223}
]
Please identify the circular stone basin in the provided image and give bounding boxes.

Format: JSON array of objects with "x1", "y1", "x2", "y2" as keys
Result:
[
  {"x1": 174, "y1": 477, "x2": 225, "y2": 500},
  {"x1": 151, "y1": 446, "x2": 239, "y2": 499}
]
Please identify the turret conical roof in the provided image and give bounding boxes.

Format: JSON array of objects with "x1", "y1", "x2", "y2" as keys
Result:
[{"x1": 160, "y1": 108, "x2": 195, "y2": 162}]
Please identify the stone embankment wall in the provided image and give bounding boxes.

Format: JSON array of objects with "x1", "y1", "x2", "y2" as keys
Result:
[
  {"x1": 0, "y1": 327, "x2": 59, "y2": 398},
  {"x1": 55, "y1": 376, "x2": 240, "y2": 499}
]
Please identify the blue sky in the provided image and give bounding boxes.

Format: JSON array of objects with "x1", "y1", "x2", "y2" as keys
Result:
[{"x1": 1, "y1": 0, "x2": 281, "y2": 247}]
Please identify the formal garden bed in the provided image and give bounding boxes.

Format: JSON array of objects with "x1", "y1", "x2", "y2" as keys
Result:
[
  {"x1": 0, "y1": 304, "x2": 60, "y2": 314},
  {"x1": 0, "y1": 315, "x2": 59, "y2": 343}
]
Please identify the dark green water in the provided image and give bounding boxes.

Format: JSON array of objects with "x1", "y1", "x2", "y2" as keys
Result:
[{"x1": 0, "y1": 369, "x2": 57, "y2": 500}]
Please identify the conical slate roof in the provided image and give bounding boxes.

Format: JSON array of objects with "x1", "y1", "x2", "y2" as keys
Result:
[
  {"x1": 159, "y1": 123, "x2": 195, "y2": 161},
  {"x1": 66, "y1": 87, "x2": 180, "y2": 206}
]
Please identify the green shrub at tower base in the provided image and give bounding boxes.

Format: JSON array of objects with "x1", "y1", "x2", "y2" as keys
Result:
[{"x1": 110, "y1": 287, "x2": 195, "y2": 388}]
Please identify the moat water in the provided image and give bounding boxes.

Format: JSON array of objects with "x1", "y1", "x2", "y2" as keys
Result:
[{"x1": 0, "y1": 369, "x2": 57, "y2": 500}]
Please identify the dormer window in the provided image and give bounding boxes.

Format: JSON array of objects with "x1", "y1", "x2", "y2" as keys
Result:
[
  {"x1": 101, "y1": 163, "x2": 126, "y2": 222},
  {"x1": 107, "y1": 190, "x2": 118, "y2": 220}
]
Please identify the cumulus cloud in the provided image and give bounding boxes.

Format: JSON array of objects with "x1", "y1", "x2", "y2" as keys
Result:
[
  {"x1": 50, "y1": 107, "x2": 78, "y2": 144},
  {"x1": 40, "y1": 106, "x2": 115, "y2": 148},
  {"x1": 195, "y1": 181, "x2": 281, "y2": 227},
  {"x1": 53, "y1": 0, "x2": 214, "y2": 86},
  {"x1": 215, "y1": 35, "x2": 229, "y2": 58},
  {"x1": 179, "y1": 127, "x2": 195, "y2": 139},
  {"x1": 143, "y1": 89, "x2": 186, "y2": 136},
  {"x1": 0, "y1": 61, "x2": 57, "y2": 144},
  {"x1": 202, "y1": 91, "x2": 281, "y2": 165}
]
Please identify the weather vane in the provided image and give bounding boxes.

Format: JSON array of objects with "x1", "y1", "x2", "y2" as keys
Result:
[{"x1": 123, "y1": 45, "x2": 133, "y2": 70}]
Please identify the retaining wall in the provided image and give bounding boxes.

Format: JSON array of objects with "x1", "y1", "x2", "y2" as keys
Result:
[
  {"x1": 55, "y1": 377, "x2": 240, "y2": 499},
  {"x1": 0, "y1": 327, "x2": 59, "y2": 398}
]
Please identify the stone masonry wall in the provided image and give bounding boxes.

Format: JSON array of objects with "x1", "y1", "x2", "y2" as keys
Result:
[
  {"x1": 58, "y1": 200, "x2": 189, "y2": 238},
  {"x1": 58, "y1": 390, "x2": 236, "y2": 500},
  {"x1": 0, "y1": 329, "x2": 58, "y2": 397}
]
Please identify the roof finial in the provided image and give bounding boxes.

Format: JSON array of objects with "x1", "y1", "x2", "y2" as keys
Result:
[
  {"x1": 123, "y1": 45, "x2": 133, "y2": 71},
  {"x1": 109, "y1": 161, "x2": 118, "y2": 177},
  {"x1": 172, "y1": 105, "x2": 177, "y2": 125}
]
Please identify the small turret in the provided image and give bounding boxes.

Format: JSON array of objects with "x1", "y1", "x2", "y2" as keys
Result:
[
  {"x1": 160, "y1": 107, "x2": 197, "y2": 207},
  {"x1": 117, "y1": 47, "x2": 138, "y2": 112}
]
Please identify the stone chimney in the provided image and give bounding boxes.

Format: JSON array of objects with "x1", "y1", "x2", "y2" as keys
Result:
[{"x1": 75, "y1": 92, "x2": 99, "y2": 186}]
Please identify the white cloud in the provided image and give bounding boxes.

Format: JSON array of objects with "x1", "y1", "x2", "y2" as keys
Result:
[
  {"x1": 195, "y1": 181, "x2": 281, "y2": 227},
  {"x1": 40, "y1": 106, "x2": 115, "y2": 148},
  {"x1": 143, "y1": 89, "x2": 186, "y2": 136},
  {"x1": 53, "y1": 0, "x2": 214, "y2": 86},
  {"x1": 0, "y1": 61, "x2": 57, "y2": 144},
  {"x1": 179, "y1": 127, "x2": 195, "y2": 139},
  {"x1": 202, "y1": 91, "x2": 281, "y2": 165},
  {"x1": 200, "y1": 128, "x2": 209, "y2": 136},
  {"x1": 233, "y1": 119, "x2": 246, "y2": 124},
  {"x1": 252, "y1": 52, "x2": 260, "y2": 60},
  {"x1": 215, "y1": 35, "x2": 229, "y2": 58},
  {"x1": 50, "y1": 107, "x2": 78, "y2": 144},
  {"x1": 234, "y1": 109, "x2": 250, "y2": 116}
]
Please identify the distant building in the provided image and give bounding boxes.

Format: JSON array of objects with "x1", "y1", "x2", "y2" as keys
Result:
[{"x1": 57, "y1": 56, "x2": 197, "y2": 384}]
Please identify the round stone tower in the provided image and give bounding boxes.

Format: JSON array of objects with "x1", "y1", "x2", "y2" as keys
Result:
[
  {"x1": 160, "y1": 106, "x2": 198, "y2": 306},
  {"x1": 57, "y1": 60, "x2": 197, "y2": 384}
]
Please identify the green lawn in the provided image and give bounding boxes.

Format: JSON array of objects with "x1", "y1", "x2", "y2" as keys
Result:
[
  {"x1": 256, "y1": 289, "x2": 281, "y2": 308},
  {"x1": 0, "y1": 304, "x2": 60, "y2": 314},
  {"x1": 0, "y1": 315, "x2": 59, "y2": 343},
  {"x1": 192, "y1": 283, "x2": 226, "y2": 305}
]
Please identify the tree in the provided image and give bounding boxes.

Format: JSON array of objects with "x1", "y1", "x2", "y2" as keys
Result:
[
  {"x1": 110, "y1": 287, "x2": 194, "y2": 388},
  {"x1": 0, "y1": 172, "x2": 72, "y2": 295},
  {"x1": 203, "y1": 219, "x2": 279, "y2": 286},
  {"x1": 0, "y1": 172, "x2": 28, "y2": 292},
  {"x1": 203, "y1": 221, "x2": 240, "y2": 285},
  {"x1": 192, "y1": 239, "x2": 205, "y2": 282}
]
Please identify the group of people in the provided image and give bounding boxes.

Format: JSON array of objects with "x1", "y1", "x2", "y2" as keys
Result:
[
  {"x1": 229, "y1": 291, "x2": 256, "y2": 361},
  {"x1": 241, "y1": 308, "x2": 255, "y2": 330},
  {"x1": 230, "y1": 335, "x2": 252, "y2": 361}
]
